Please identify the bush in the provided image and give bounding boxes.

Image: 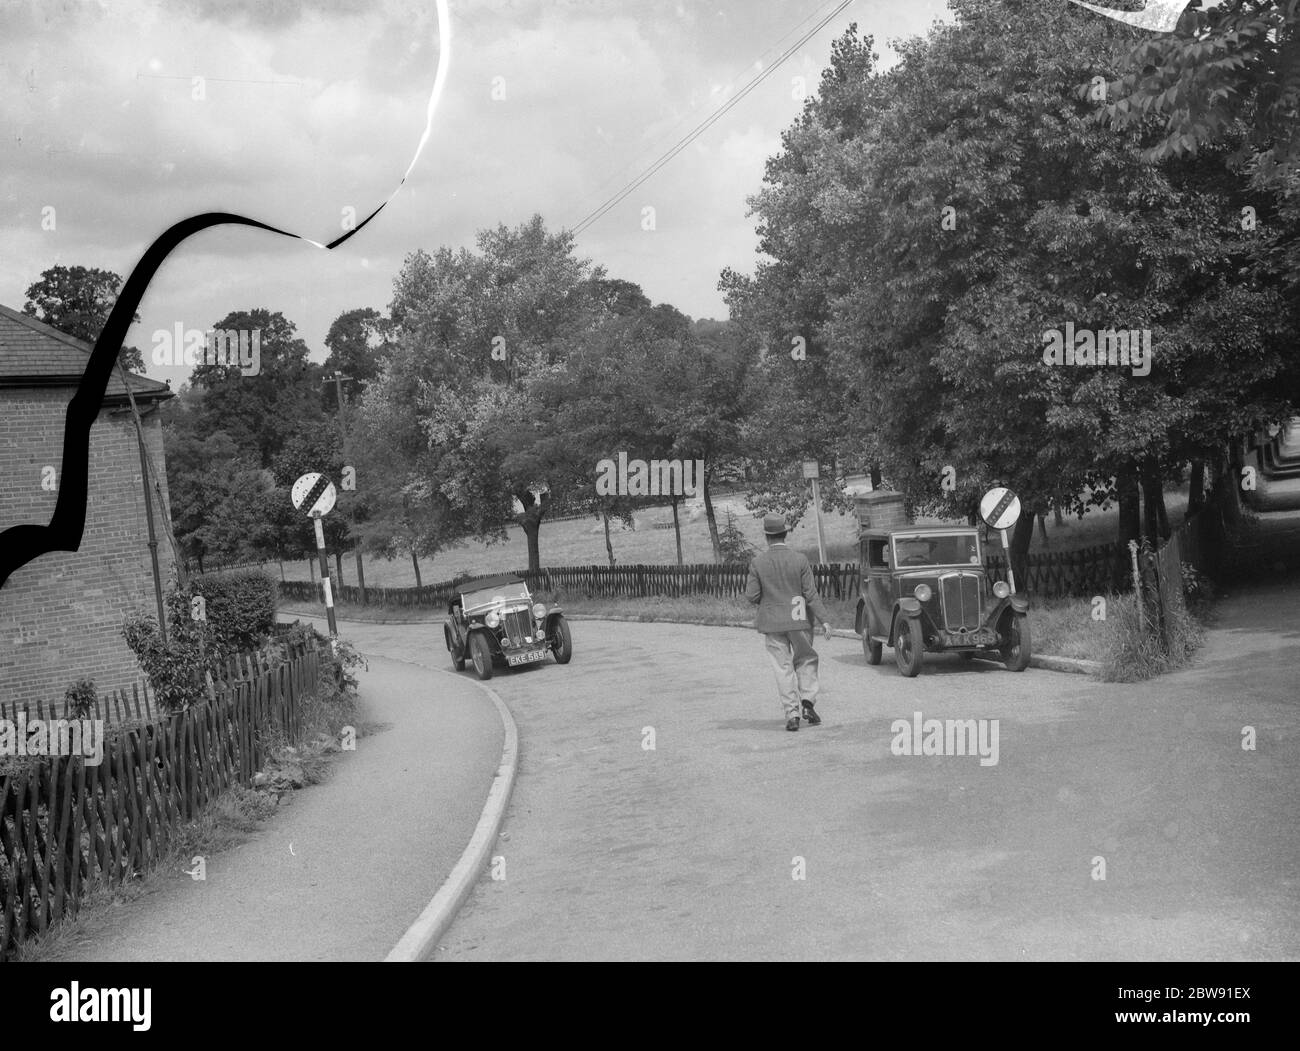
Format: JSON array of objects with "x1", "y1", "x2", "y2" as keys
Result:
[
  {"x1": 188, "y1": 572, "x2": 277, "y2": 653},
  {"x1": 63, "y1": 677, "x2": 97, "y2": 718},
  {"x1": 719, "y1": 510, "x2": 756, "y2": 565},
  {"x1": 122, "y1": 611, "x2": 214, "y2": 713}
]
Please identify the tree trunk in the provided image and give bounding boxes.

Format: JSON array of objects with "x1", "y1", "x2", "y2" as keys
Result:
[
  {"x1": 602, "y1": 509, "x2": 616, "y2": 567},
  {"x1": 1188, "y1": 459, "x2": 1206, "y2": 511},
  {"x1": 197, "y1": 553, "x2": 205, "y2": 575},
  {"x1": 1037, "y1": 513, "x2": 1048, "y2": 547},
  {"x1": 335, "y1": 550, "x2": 344, "y2": 587},
  {"x1": 355, "y1": 547, "x2": 367, "y2": 605},
  {"x1": 308, "y1": 557, "x2": 315, "y2": 583},
  {"x1": 1141, "y1": 458, "x2": 1170, "y2": 541},
  {"x1": 702, "y1": 468, "x2": 722, "y2": 563},
  {"x1": 1053, "y1": 503, "x2": 1064, "y2": 528},
  {"x1": 1117, "y1": 464, "x2": 1141, "y2": 548},
  {"x1": 869, "y1": 463, "x2": 883, "y2": 490},
  {"x1": 411, "y1": 550, "x2": 422, "y2": 589},
  {"x1": 517, "y1": 490, "x2": 546, "y2": 573},
  {"x1": 278, "y1": 558, "x2": 285, "y2": 582},
  {"x1": 1009, "y1": 511, "x2": 1035, "y2": 594},
  {"x1": 670, "y1": 496, "x2": 683, "y2": 566}
]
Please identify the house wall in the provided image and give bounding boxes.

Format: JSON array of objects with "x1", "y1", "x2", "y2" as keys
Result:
[{"x1": 0, "y1": 387, "x2": 175, "y2": 708}]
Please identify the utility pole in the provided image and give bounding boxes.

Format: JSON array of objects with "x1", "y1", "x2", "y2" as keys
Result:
[{"x1": 324, "y1": 370, "x2": 366, "y2": 604}]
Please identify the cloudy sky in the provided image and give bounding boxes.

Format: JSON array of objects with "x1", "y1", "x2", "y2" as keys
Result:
[{"x1": 1, "y1": 0, "x2": 950, "y2": 383}]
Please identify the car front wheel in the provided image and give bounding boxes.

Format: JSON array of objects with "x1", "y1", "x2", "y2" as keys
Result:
[
  {"x1": 445, "y1": 623, "x2": 466, "y2": 671},
  {"x1": 551, "y1": 616, "x2": 573, "y2": 664},
  {"x1": 1001, "y1": 613, "x2": 1031, "y2": 672},
  {"x1": 863, "y1": 631, "x2": 883, "y2": 665},
  {"x1": 470, "y1": 632, "x2": 494, "y2": 680},
  {"x1": 894, "y1": 617, "x2": 924, "y2": 678}
]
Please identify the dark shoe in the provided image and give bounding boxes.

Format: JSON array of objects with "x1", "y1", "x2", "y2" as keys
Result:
[
  {"x1": 786, "y1": 717, "x2": 800, "y2": 732},
  {"x1": 801, "y1": 701, "x2": 821, "y2": 725}
]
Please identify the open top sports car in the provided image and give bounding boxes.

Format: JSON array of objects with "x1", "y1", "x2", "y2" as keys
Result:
[
  {"x1": 854, "y1": 527, "x2": 1030, "y2": 677},
  {"x1": 444, "y1": 574, "x2": 572, "y2": 680}
]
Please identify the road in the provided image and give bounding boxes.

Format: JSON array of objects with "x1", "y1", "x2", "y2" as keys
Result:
[{"x1": 388, "y1": 597, "x2": 1295, "y2": 961}]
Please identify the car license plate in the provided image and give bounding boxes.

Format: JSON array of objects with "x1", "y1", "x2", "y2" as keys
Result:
[{"x1": 508, "y1": 649, "x2": 549, "y2": 667}]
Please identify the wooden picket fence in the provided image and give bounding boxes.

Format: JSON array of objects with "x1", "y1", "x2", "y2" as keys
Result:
[{"x1": 0, "y1": 639, "x2": 320, "y2": 961}]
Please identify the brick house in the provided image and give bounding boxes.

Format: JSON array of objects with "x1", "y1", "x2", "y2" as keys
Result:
[{"x1": 0, "y1": 303, "x2": 174, "y2": 707}]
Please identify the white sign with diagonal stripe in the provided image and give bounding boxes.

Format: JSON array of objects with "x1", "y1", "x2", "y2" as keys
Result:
[
  {"x1": 979, "y1": 486, "x2": 1021, "y2": 531},
  {"x1": 292, "y1": 471, "x2": 337, "y2": 518}
]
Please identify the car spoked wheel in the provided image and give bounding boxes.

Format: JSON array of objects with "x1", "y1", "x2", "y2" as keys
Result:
[
  {"x1": 894, "y1": 618, "x2": 924, "y2": 677},
  {"x1": 1001, "y1": 613, "x2": 1031, "y2": 672},
  {"x1": 551, "y1": 616, "x2": 573, "y2": 664},
  {"x1": 470, "y1": 632, "x2": 494, "y2": 680}
]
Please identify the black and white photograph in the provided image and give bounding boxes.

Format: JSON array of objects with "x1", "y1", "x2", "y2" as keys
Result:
[{"x1": 0, "y1": 0, "x2": 1295, "y2": 1025}]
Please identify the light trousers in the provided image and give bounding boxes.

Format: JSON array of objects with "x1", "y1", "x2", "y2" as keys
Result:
[{"x1": 763, "y1": 629, "x2": 819, "y2": 719}]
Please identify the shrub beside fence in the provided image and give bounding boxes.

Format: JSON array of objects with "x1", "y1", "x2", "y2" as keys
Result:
[{"x1": 0, "y1": 639, "x2": 320, "y2": 961}]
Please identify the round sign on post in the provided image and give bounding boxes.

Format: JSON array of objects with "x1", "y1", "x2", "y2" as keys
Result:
[
  {"x1": 292, "y1": 472, "x2": 337, "y2": 518},
  {"x1": 979, "y1": 486, "x2": 1022, "y2": 595},
  {"x1": 292, "y1": 472, "x2": 339, "y2": 641},
  {"x1": 979, "y1": 486, "x2": 1021, "y2": 531}
]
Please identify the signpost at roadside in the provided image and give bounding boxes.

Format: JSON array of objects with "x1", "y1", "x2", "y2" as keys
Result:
[
  {"x1": 979, "y1": 485, "x2": 1022, "y2": 594},
  {"x1": 803, "y1": 459, "x2": 827, "y2": 564},
  {"x1": 292, "y1": 471, "x2": 339, "y2": 640}
]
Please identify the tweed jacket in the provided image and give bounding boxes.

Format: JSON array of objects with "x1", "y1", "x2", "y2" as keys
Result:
[{"x1": 744, "y1": 543, "x2": 831, "y2": 634}]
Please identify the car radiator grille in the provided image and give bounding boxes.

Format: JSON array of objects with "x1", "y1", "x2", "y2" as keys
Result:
[
  {"x1": 939, "y1": 573, "x2": 982, "y2": 631},
  {"x1": 502, "y1": 608, "x2": 532, "y2": 647}
]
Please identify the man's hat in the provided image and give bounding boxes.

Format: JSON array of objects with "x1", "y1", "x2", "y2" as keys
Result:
[{"x1": 762, "y1": 512, "x2": 788, "y2": 536}]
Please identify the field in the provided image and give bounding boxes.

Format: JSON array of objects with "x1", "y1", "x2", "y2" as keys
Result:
[{"x1": 253, "y1": 489, "x2": 1190, "y2": 590}]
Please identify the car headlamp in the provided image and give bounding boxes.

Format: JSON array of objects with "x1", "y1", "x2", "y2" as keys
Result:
[
  {"x1": 913, "y1": 584, "x2": 932, "y2": 602},
  {"x1": 993, "y1": 580, "x2": 1010, "y2": 599},
  {"x1": 532, "y1": 602, "x2": 547, "y2": 620},
  {"x1": 485, "y1": 610, "x2": 500, "y2": 628}
]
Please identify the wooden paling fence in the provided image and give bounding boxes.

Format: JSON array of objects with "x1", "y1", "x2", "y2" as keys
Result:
[
  {"x1": 279, "y1": 543, "x2": 1130, "y2": 609},
  {"x1": 0, "y1": 639, "x2": 320, "y2": 961},
  {"x1": 984, "y1": 543, "x2": 1129, "y2": 599}
]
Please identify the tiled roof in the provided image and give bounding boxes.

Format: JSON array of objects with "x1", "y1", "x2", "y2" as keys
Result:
[{"x1": 0, "y1": 302, "x2": 171, "y2": 400}]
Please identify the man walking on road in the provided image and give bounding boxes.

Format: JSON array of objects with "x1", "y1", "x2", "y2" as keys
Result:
[{"x1": 744, "y1": 513, "x2": 834, "y2": 732}]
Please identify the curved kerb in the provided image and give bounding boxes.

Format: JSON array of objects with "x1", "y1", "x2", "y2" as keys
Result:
[{"x1": 385, "y1": 668, "x2": 519, "y2": 962}]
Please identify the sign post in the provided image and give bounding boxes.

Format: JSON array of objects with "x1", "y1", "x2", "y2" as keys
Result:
[
  {"x1": 978, "y1": 485, "x2": 1022, "y2": 594},
  {"x1": 803, "y1": 460, "x2": 826, "y2": 564},
  {"x1": 292, "y1": 472, "x2": 339, "y2": 641}
]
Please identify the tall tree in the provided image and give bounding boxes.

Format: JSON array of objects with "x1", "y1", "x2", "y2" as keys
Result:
[{"x1": 23, "y1": 264, "x2": 145, "y2": 370}]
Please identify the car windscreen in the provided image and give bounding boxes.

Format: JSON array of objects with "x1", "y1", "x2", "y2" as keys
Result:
[
  {"x1": 892, "y1": 534, "x2": 981, "y2": 567},
  {"x1": 461, "y1": 582, "x2": 530, "y2": 611}
]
